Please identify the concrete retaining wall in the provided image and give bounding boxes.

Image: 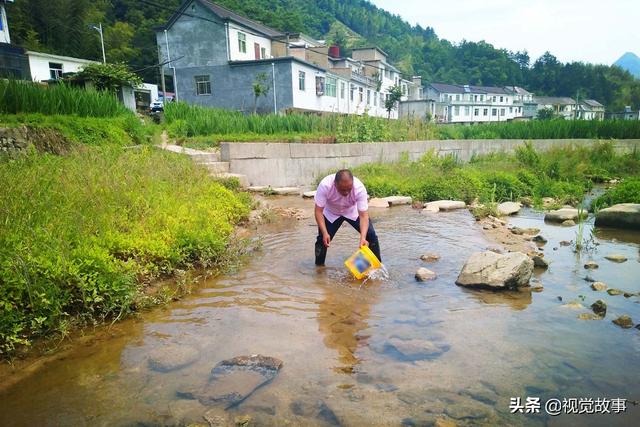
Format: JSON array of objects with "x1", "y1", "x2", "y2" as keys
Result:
[{"x1": 220, "y1": 139, "x2": 640, "y2": 188}]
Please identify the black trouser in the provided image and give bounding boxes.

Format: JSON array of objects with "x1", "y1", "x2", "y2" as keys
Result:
[{"x1": 315, "y1": 215, "x2": 381, "y2": 266}]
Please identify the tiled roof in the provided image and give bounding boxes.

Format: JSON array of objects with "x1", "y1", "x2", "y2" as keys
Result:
[
  {"x1": 582, "y1": 99, "x2": 604, "y2": 108},
  {"x1": 429, "y1": 83, "x2": 511, "y2": 95},
  {"x1": 535, "y1": 96, "x2": 576, "y2": 105}
]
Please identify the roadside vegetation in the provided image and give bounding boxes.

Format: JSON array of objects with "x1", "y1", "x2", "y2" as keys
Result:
[
  {"x1": 165, "y1": 102, "x2": 640, "y2": 147},
  {"x1": 352, "y1": 142, "x2": 640, "y2": 208},
  {"x1": 0, "y1": 83, "x2": 252, "y2": 356}
]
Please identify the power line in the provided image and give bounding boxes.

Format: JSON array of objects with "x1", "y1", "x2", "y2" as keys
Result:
[{"x1": 135, "y1": 0, "x2": 416, "y2": 83}]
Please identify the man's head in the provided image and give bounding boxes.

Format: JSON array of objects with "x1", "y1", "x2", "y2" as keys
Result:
[{"x1": 334, "y1": 169, "x2": 354, "y2": 196}]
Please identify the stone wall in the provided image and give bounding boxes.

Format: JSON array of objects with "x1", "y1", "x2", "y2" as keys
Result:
[
  {"x1": 0, "y1": 126, "x2": 74, "y2": 156},
  {"x1": 220, "y1": 139, "x2": 640, "y2": 188}
]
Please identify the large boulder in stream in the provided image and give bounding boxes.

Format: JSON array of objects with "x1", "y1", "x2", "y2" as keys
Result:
[
  {"x1": 177, "y1": 355, "x2": 283, "y2": 408},
  {"x1": 544, "y1": 208, "x2": 582, "y2": 223},
  {"x1": 595, "y1": 204, "x2": 640, "y2": 230},
  {"x1": 456, "y1": 251, "x2": 534, "y2": 290},
  {"x1": 497, "y1": 202, "x2": 522, "y2": 216}
]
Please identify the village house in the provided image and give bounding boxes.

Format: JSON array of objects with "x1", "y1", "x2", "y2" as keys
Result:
[
  {"x1": 578, "y1": 99, "x2": 605, "y2": 120},
  {"x1": 424, "y1": 83, "x2": 530, "y2": 123},
  {"x1": 155, "y1": 0, "x2": 418, "y2": 118},
  {"x1": 606, "y1": 106, "x2": 640, "y2": 120},
  {"x1": 534, "y1": 96, "x2": 577, "y2": 120}
]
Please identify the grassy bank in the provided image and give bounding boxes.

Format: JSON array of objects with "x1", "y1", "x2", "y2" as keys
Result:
[
  {"x1": 352, "y1": 142, "x2": 640, "y2": 208},
  {"x1": 594, "y1": 178, "x2": 640, "y2": 209},
  {"x1": 0, "y1": 147, "x2": 251, "y2": 354},
  {"x1": 165, "y1": 102, "x2": 640, "y2": 146}
]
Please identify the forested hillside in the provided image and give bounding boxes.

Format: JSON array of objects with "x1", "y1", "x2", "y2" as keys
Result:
[{"x1": 5, "y1": 0, "x2": 640, "y2": 110}]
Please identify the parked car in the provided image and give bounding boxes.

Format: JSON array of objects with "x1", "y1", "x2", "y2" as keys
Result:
[{"x1": 150, "y1": 101, "x2": 164, "y2": 112}]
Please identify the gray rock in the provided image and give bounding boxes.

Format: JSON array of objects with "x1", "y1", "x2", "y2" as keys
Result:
[
  {"x1": 591, "y1": 282, "x2": 608, "y2": 291},
  {"x1": 561, "y1": 301, "x2": 584, "y2": 310},
  {"x1": 177, "y1": 355, "x2": 283, "y2": 408},
  {"x1": 612, "y1": 315, "x2": 634, "y2": 329},
  {"x1": 595, "y1": 204, "x2": 640, "y2": 230},
  {"x1": 148, "y1": 344, "x2": 200, "y2": 373},
  {"x1": 532, "y1": 235, "x2": 548, "y2": 244},
  {"x1": 456, "y1": 251, "x2": 534, "y2": 289},
  {"x1": 510, "y1": 227, "x2": 540, "y2": 235},
  {"x1": 302, "y1": 191, "x2": 316, "y2": 199},
  {"x1": 545, "y1": 208, "x2": 583, "y2": 223},
  {"x1": 532, "y1": 255, "x2": 549, "y2": 269},
  {"x1": 420, "y1": 252, "x2": 441, "y2": 262},
  {"x1": 607, "y1": 289, "x2": 624, "y2": 296},
  {"x1": 605, "y1": 254, "x2": 628, "y2": 263},
  {"x1": 383, "y1": 196, "x2": 413, "y2": 206},
  {"x1": 559, "y1": 240, "x2": 572, "y2": 246},
  {"x1": 376, "y1": 337, "x2": 449, "y2": 361},
  {"x1": 497, "y1": 201, "x2": 522, "y2": 216},
  {"x1": 415, "y1": 267, "x2": 437, "y2": 281},
  {"x1": 591, "y1": 300, "x2": 607, "y2": 317},
  {"x1": 368, "y1": 198, "x2": 390, "y2": 208},
  {"x1": 424, "y1": 200, "x2": 466, "y2": 211}
]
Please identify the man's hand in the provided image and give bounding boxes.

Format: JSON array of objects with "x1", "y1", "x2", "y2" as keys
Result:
[
  {"x1": 359, "y1": 237, "x2": 369, "y2": 248},
  {"x1": 323, "y1": 232, "x2": 331, "y2": 248}
]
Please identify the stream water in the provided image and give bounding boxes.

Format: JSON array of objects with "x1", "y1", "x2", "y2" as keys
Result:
[{"x1": 1, "y1": 198, "x2": 639, "y2": 426}]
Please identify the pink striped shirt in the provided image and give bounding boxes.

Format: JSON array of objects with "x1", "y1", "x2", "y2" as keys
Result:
[{"x1": 314, "y1": 174, "x2": 368, "y2": 223}]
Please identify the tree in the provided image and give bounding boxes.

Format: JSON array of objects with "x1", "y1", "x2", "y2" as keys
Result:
[
  {"x1": 252, "y1": 72, "x2": 270, "y2": 114},
  {"x1": 536, "y1": 107, "x2": 556, "y2": 120},
  {"x1": 384, "y1": 85, "x2": 403, "y2": 119},
  {"x1": 68, "y1": 63, "x2": 142, "y2": 92}
]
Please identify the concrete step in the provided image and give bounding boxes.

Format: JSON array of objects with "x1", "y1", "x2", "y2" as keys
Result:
[
  {"x1": 158, "y1": 144, "x2": 220, "y2": 162},
  {"x1": 191, "y1": 152, "x2": 221, "y2": 163},
  {"x1": 200, "y1": 161, "x2": 230, "y2": 174},
  {"x1": 212, "y1": 173, "x2": 249, "y2": 188}
]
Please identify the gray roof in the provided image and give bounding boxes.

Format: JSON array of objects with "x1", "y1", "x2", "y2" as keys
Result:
[
  {"x1": 582, "y1": 99, "x2": 604, "y2": 108},
  {"x1": 505, "y1": 86, "x2": 532, "y2": 95},
  {"x1": 428, "y1": 83, "x2": 511, "y2": 95},
  {"x1": 535, "y1": 96, "x2": 576, "y2": 105},
  {"x1": 160, "y1": 0, "x2": 283, "y2": 38}
]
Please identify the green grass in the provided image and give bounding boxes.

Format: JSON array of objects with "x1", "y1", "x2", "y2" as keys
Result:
[
  {"x1": 165, "y1": 102, "x2": 640, "y2": 144},
  {"x1": 352, "y1": 141, "x2": 640, "y2": 207},
  {"x1": 593, "y1": 178, "x2": 640, "y2": 210},
  {"x1": 0, "y1": 79, "x2": 129, "y2": 117},
  {"x1": 0, "y1": 147, "x2": 251, "y2": 355}
]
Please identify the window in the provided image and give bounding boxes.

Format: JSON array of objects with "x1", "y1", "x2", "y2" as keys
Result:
[
  {"x1": 492, "y1": 108, "x2": 497, "y2": 116},
  {"x1": 195, "y1": 75, "x2": 211, "y2": 95},
  {"x1": 455, "y1": 94, "x2": 460, "y2": 101},
  {"x1": 298, "y1": 71, "x2": 305, "y2": 91},
  {"x1": 483, "y1": 108, "x2": 488, "y2": 116},
  {"x1": 464, "y1": 106, "x2": 470, "y2": 115},
  {"x1": 367, "y1": 89, "x2": 371, "y2": 105},
  {"x1": 359, "y1": 87, "x2": 364, "y2": 103},
  {"x1": 500, "y1": 96, "x2": 504, "y2": 102},
  {"x1": 509, "y1": 107, "x2": 513, "y2": 113},
  {"x1": 315, "y1": 76, "x2": 325, "y2": 96},
  {"x1": 480, "y1": 95, "x2": 484, "y2": 101},
  {"x1": 238, "y1": 32, "x2": 246, "y2": 53},
  {"x1": 474, "y1": 95, "x2": 478, "y2": 102},
  {"x1": 454, "y1": 106, "x2": 460, "y2": 116},
  {"x1": 474, "y1": 108, "x2": 479, "y2": 116},
  {"x1": 374, "y1": 92, "x2": 378, "y2": 107},
  {"x1": 260, "y1": 47, "x2": 266, "y2": 59},
  {"x1": 500, "y1": 108, "x2": 505, "y2": 116},
  {"x1": 492, "y1": 96, "x2": 497, "y2": 102},
  {"x1": 325, "y1": 77, "x2": 337, "y2": 97},
  {"x1": 340, "y1": 82, "x2": 346, "y2": 99},
  {"x1": 49, "y1": 62, "x2": 63, "y2": 80},
  {"x1": 350, "y1": 84, "x2": 355, "y2": 101}
]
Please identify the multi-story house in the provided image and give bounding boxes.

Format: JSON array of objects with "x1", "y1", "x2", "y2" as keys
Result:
[
  {"x1": 578, "y1": 99, "x2": 605, "y2": 120},
  {"x1": 155, "y1": 0, "x2": 416, "y2": 118},
  {"x1": 534, "y1": 97, "x2": 577, "y2": 120},
  {"x1": 425, "y1": 83, "x2": 528, "y2": 123}
]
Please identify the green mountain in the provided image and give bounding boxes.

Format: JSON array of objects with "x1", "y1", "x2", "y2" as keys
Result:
[
  {"x1": 5, "y1": 0, "x2": 640, "y2": 110},
  {"x1": 614, "y1": 52, "x2": 640, "y2": 79}
]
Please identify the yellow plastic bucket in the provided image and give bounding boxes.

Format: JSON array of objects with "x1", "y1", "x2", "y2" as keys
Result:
[{"x1": 345, "y1": 245, "x2": 382, "y2": 279}]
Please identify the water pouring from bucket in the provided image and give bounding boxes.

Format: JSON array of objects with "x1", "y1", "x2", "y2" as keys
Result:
[{"x1": 345, "y1": 245, "x2": 384, "y2": 281}]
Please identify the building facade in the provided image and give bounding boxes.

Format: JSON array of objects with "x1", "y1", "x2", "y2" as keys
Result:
[
  {"x1": 26, "y1": 51, "x2": 97, "y2": 82},
  {"x1": 534, "y1": 96, "x2": 577, "y2": 120},
  {"x1": 156, "y1": 0, "x2": 417, "y2": 118}
]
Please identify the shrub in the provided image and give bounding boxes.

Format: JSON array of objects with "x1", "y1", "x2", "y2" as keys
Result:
[{"x1": 593, "y1": 178, "x2": 640, "y2": 209}]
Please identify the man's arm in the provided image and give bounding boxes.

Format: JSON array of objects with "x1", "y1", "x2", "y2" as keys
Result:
[
  {"x1": 315, "y1": 204, "x2": 331, "y2": 247},
  {"x1": 358, "y1": 210, "x2": 369, "y2": 248}
]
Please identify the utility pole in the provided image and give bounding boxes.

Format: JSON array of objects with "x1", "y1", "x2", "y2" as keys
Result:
[{"x1": 89, "y1": 23, "x2": 106, "y2": 63}]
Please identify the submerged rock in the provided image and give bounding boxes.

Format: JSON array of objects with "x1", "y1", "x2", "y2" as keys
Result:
[
  {"x1": 455, "y1": 251, "x2": 534, "y2": 289},
  {"x1": 375, "y1": 337, "x2": 449, "y2": 361},
  {"x1": 561, "y1": 301, "x2": 584, "y2": 310},
  {"x1": 415, "y1": 268, "x2": 437, "y2": 281},
  {"x1": 559, "y1": 240, "x2": 572, "y2": 246},
  {"x1": 177, "y1": 355, "x2": 283, "y2": 408},
  {"x1": 545, "y1": 208, "x2": 582, "y2": 223},
  {"x1": 562, "y1": 220, "x2": 576, "y2": 227},
  {"x1": 591, "y1": 282, "x2": 608, "y2": 291},
  {"x1": 608, "y1": 289, "x2": 625, "y2": 296},
  {"x1": 531, "y1": 255, "x2": 549, "y2": 269},
  {"x1": 595, "y1": 204, "x2": 640, "y2": 230},
  {"x1": 612, "y1": 315, "x2": 634, "y2": 329},
  {"x1": 584, "y1": 261, "x2": 599, "y2": 270},
  {"x1": 148, "y1": 344, "x2": 200, "y2": 373},
  {"x1": 424, "y1": 200, "x2": 466, "y2": 211},
  {"x1": 578, "y1": 313, "x2": 603, "y2": 320},
  {"x1": 420, "y1": 253, "x2": 441, "y2": 262},
  {"x1": 591, "y1": 300, "x2": 607, "y2": 317},
  {"x1": 605, "y1": 254, "x2": 628, "y2": 263},
  {"x1": 497, "y1": 201, "x2": 522, "y2": 216},
  {"x1": 532, "y1": 235, "x2": 548, "y2": 244}
]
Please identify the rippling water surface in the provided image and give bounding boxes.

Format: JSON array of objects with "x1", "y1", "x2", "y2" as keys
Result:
[{"x1": 1, "y1": 199, "x2": 639, "y2": 426}]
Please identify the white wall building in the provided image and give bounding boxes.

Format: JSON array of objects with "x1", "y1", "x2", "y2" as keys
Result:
[
  {"x1": 0, "y1": 3, "x2": 11, "y2": 44},
  {"x1": 26, "y1": 51, "x2": 98, "y2": 82}
]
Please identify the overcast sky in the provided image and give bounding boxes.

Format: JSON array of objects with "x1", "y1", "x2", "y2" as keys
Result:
[{"x1": 370, "y1": 0, "x2": 638, "y2": 65}]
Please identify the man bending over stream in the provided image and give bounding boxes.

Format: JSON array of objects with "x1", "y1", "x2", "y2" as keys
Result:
[{"x1": 314, "y1": 169, "x2": 382, "y2": 266}]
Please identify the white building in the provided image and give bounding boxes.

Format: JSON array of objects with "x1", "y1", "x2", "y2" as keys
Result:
[
  {"x1": 0, "y1": 2, "x2": 11, "y2": 44},
  {"x1": 534, "y1": 96, "x2": 577, "y2": 120},
  {"x1": 426, "y1": 83, "x2": 527, "y2": 123},
  {"x1": 26, "y1": 51, "x2": 98, "y2": 82}
]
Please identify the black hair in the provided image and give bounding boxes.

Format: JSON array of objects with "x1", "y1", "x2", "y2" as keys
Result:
[{"x1": 335, "y1": 169, "x2": 353, "y2": 183}]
